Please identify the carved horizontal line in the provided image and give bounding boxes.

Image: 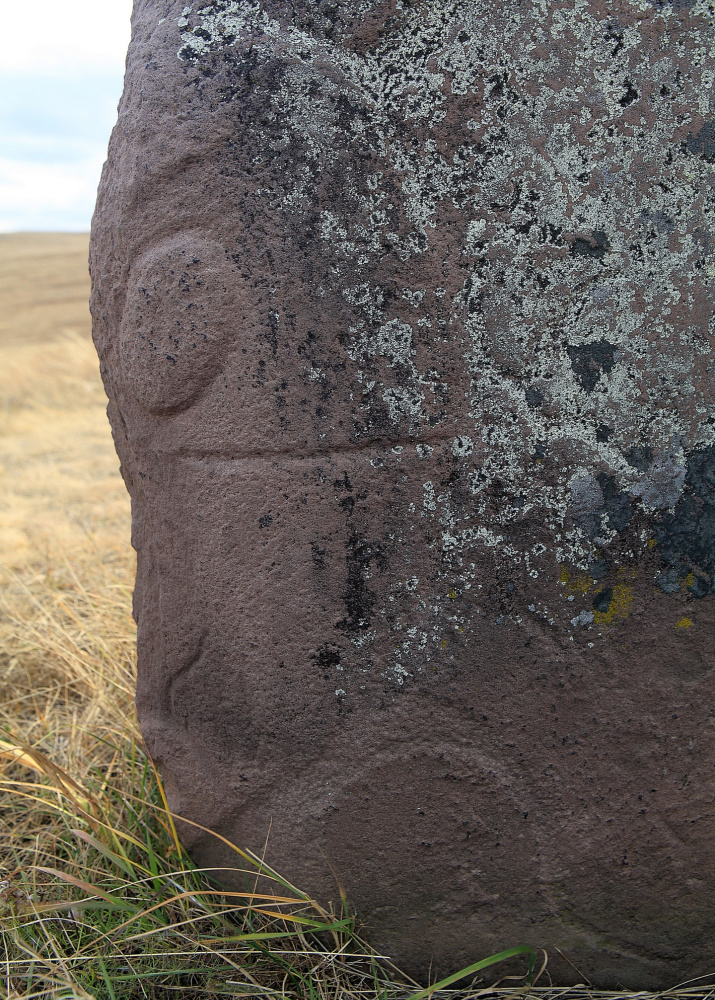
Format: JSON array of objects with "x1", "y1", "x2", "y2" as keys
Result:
[{"x1": 168, "y1": 430, "x2": 467, "y2": 465}]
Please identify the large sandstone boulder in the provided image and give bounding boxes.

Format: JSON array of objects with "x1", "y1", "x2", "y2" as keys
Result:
[{"x1": 91, "y1": 0, "x2": 715, "y2": 986}]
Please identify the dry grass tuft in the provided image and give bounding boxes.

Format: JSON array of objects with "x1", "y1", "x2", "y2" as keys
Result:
[{"x1": 1, "y1": 234, "x2": 714, "y2": 999}]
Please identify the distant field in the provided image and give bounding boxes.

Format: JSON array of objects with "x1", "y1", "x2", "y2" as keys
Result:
[
  {"x1": 0, "y1": 232, "x2": 93, "y2": 348},
  {"x1": 0, "y1": 232, "x2": 131, "y2": 572}
]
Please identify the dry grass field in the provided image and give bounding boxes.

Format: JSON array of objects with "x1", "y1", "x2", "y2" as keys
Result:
[
  {"x1": 0, "y1": 232, "x2": 131, "y2": 575},
  {"x1": 0, "y1": 232, "x2": 134, "y2": 769},
  {"x1": 0, "y1": 234, "x2": 712, "y2": 1000}
]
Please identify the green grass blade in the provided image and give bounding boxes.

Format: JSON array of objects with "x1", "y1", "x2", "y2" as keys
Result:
[
  {"x1": 71, "y1": 829, "x2": 139, "y2": 879},
  {"x1": 97, "y1": 956, "x2": 118, "y2": 1000},
  {"x1": 404, "y1": 945, "x2": 536, "y2": 1000}
]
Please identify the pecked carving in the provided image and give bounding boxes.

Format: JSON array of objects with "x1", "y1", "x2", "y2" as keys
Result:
[{"x1": 119, "y1": 236, "x2": 239, "y2": 414}]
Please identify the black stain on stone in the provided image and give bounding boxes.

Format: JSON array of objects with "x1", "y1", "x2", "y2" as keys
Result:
[
  {"x1": 216, "y1": 46, "x2": 261, "y2": 101},
  {"x1": 335, "y1": 92, "x2": 369, "y2": 131},
  {"x1": 487, "y1": 72, "x2": 508, "y2": 100},
  {"x1": 619, "y1": 80, "x2": 639, "y2": 106},
  {"x1": 337, "y1": 529, "x2": 378, "y2": 635},
  {"x1": 574, "y1": 475, "x2": 634, "y2": 540},
  {"x1": 648, "y1": 0, "x2": 696, "y2": 10},
  {"x1": 655, "y1": 443, "x2": 715, "y2": 596},
  {"x1": 254, "y1": 359, "x2": 267, "y2": 386},
  {"x1": 592, "y1": 587, "x2": 613, "y2": 613},
  {"x1": 311, "y1": 541, "x2": 326, "y2": 569},
  {"x1": 567, "y1": 340, "x2": 617, "y2": 392},
  {"x1": 598, "y1": 473, "x2": 634, "y2": 533},
  {"x1": 688, "y1": 573, "x2": 710, "y2": 598},
  {"x1": 686, "y1": 122, "x2": 715, "y2": 163},
  {"x1": 340, "y1": 495, "x2": 356, "y2": 516},
  {"x1": 657, "y1": 568, "x2": 680, "y2": 594},
  {"x1": 570, "y1": 230, "x2": 610, "y2": 260},
  {"x1": 259, "y1": 513, "x2": 273, "y2": 528},
  {"x1": 525, "y1": 386, "x2": 544, "y2": 408},
  {"x1": 573, "y1": 494, "x2": 604, "y2": 541},
  {"x1": 334, "y1": 472, "x2": 353, "y2": 493},
  {"x1": 605, "y1": 22, "x2": 624, "y2": 58},
  {"x1": 627, "y1": 445, "x2": 654, "y2": 472},
  {"x1": 313, "y1": 644, "x2": 341, "y2": 678},
  {"x1": 596, "y1": 424, "x2": 613, "y2": 443},
  {"x1": 588, "y1": 558, "x2": 609, "y2": 580},
  {"x1": 336, "y1": 472, "x2": 356, "y2": 516}
]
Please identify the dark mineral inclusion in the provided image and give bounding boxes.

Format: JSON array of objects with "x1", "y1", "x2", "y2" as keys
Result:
[
  {"x1": 656, "y1": 444, "x2": 715, "y2": 597},
  {"x1": 91, "y1": 0, "x2": 715, "y2": 988}
]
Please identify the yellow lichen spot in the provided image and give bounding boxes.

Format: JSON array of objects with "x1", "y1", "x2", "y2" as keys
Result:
[
  {"x1": 593, "y1": 583, "x2": 634, "y2": 625},
  {"x1": 559, "y1": 565, "x2": 592, "y2": 595},
  {"x1": 675, "y1": 617, "x2": 693, "y2": 631},
  {"x1": 684, "y1": 572, "x2": 695, "y2": 589},
  {"x1": 448, "y1": 588, "x2": 457, "y2": 599},
  {"x1": 647, "y1": 538, "x2": 657, "y2": 550},
  {"x1": 441, "y1": 639, "x2": 447, "y2": 649}
]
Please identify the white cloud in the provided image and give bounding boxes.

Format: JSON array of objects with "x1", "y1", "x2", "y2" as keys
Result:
[
  {"x1": 0, "y1": 154, "x2": 107, "y2": 232},
  {"x1": 0, "y1": 0, "x2": 133, "y2": 230},
  {"x1": 2, "y1": 0, "x2": 133, "y2": 76}
]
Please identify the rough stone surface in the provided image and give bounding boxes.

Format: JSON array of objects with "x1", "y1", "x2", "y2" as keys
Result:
[{"x1": 91, "y1": 0, "x2": 715, "y2": 986}]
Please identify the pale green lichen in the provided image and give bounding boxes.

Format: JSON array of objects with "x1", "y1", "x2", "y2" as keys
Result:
[{"x1": 175, "y1": 0, "x2": 715, "y2": 677}]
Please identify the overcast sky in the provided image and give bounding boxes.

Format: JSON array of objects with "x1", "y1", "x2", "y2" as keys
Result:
[{"x1": 0, "y1": 0, "x2": 133, "y2": 232}]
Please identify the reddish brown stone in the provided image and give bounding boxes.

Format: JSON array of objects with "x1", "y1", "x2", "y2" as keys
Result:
[{"x1": 91, "y1": 0, "x2": 715, "y2": 986}]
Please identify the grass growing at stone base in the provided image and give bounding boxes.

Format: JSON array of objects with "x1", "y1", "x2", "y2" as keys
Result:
[
  {"x1": 1, "y1": 579, "x2": 714, "y2": 1000},
  {"x1": 0, "y1": 728, "x2": 384, "y2": 998},
  {"x1": 0, "y1": 568, "x2": 538, "y2": 999}
]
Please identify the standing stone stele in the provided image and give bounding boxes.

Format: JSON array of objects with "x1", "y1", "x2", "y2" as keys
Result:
[{"x1": 91, "y1": 0, "x2": 715, "y2": 986}]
